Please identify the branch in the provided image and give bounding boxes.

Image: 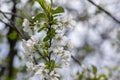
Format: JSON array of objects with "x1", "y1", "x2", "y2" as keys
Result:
[
  {"x1": 0, "y1": 65, "x2": 5, "y2": 77},
  {"x1": 71, "y1": 55, "x2": 90, "y2": 72},
  {"x1": 0, "y1": 19, "x2": 27, "y2": 40},
  {"x1": 0, "y1": 11, "x2": 28, "y2": 40},
  {"x1": 71, "y1": 55, "x2": 81, "y2": 66},
  {"x1": 87, "y1": 0, "x2": 120, "y2": 24},
  {"x1": 0, "y1": 19, "x2": 12, "y2": 27},
  {"x1": 0, "y1": 10, "x2": 24, "y2": 19}
]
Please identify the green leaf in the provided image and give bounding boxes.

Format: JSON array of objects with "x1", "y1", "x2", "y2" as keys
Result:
[
  {"x1": 37, "y1": 50, "x2": 48, "y2": 60},
  {"x1": 16, "y1": 19, "x2": 23, "y2": 26},
  {"x1": 78, "y1": 74, "x2": 83, "y2": 79},
  {"x1": 98, "y1": 74, "x2": 107, "y2": 80},
  {"x1": 52, "y1": 6, "x2": 64, "y2": 14},
  {"x1": 8, "y1": 31, "x2": 18, "y2": 40},
  {"x1": 54, "y1": 65, "x2": 61, "y2": 68},
  {"x1": 38, "y1": 26, "x2": 46, "y2": 32},
  {"x1": 50, "y1": 60, "x2": 55, "y2": 68},
  {"x1": 51, "y1": 19, "x2": 58, "y2": 25},
  {"x1": 14, "y1": 68, "x2": 19, "y2": 76},
  {"x1": 43, "y1": 35, "x2": 49, "y2": 42},
  {"x1": 37, "y1": 54, "x2": 48, "y2": 60},
  {"x1": 44, "y1": 42, "x2": 49, "y2": 48},
  {"x1": 112, "y1": 66, "x2": 119, "y2": 71},
  {"x1": 33, "y1": 13, "x2": 47, "y2": 21},
  {"x1": 48, "y1": 0, "x2": 53, "y2": 12},
  {"x1": 34, "y1": 0, "x2": 48, "y2": 13},
  {"x1": 83, "y1": 44, "x2": 94, "y2": 53},
  {"x1": 45, "y1": 60, "x2": 56, "y2": 70},
  {"x1": 45, "y1": 62, "x2": 49, "y2": 68},
  {"x1": 38, "y1": 23, "x2": 48, "y2": 32},
  {"x1": 43, "y1": 28, "x2": 56, "y2": 42},
  {"x1": 92, "y1": 65, "x2": 97, "y2": 75}
]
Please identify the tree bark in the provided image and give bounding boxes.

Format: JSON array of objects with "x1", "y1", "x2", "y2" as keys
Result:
[{"x1": 7, "y1": 0, "x2": 17, "y2": 78}]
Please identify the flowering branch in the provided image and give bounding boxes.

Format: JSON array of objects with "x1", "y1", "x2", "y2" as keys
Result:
[{"x1": 21, "y1": 0, "x2": 75, "y2": 79}]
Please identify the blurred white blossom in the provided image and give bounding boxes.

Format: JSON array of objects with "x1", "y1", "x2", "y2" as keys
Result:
[
  {"x1": 22, "y1": 19, "x2": 33, "y2": 36},
  {"x1": 62, "y1": 14, "x2": 76, "y2": 30}
]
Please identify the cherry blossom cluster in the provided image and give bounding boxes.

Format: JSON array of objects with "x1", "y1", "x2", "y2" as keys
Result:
[{"x1": 21, "y1": 10, "x2": 75, "y2": 79}]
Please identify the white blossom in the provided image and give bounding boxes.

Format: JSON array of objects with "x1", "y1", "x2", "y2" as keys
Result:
[
  {"x1": 36, "y1": 68, "x2": 60, "y2": 80},
  {"x1": 81, "y1": 64, "x2": 88, "y2": 71},
  {"x1": 62, "y1": 14, "x2": 76, "y2": 30},
  {"x1": 35, "y1": 63, "x2": 46, "y2": 76},
  {"x1": 62, "y1": 50, "x2": 71, "y2": 66},
  {"x1": 66, "y1": 40, "x2": 74, "y2": 51},
  {"x1": 53, "y1": 32, "x2": 68, "y2": 46},
  {"x1": 31, "y1": 35, "x2": 40, "y2": 43},
  {"x1": 26, "y1": 62, "x2": 36, "y2": 75},
  {"x1": 53, "y1": 47, "x2": 63, "y2": 54},
  {"x1": 22, "y1": 19, "x2": 33, "y2": 36},
  {"x1": 22, "y1": 40, "x2": 34, "y2": 59}
]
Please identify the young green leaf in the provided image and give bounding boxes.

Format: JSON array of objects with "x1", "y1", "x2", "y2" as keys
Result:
[
  {"x1": 38, "y1": 23, "x2": 48, "y2": 32},
  {"x1": 48, "y1": 0, "x2": 53, "y2": 12},
  {"x1": 43, "y1": 35, "x2": 49, "y2": 42},
  {"x1": 33, "y1": 13, "x2": 47, "y2": 21},
  {"x1": 78, "y1": 74, "x2": 83, "y2": 79},
  {"x1": 34, "y1": 0, "x2": 48, "y2": 13},
  {"x1": 43, "y1": 28, "x2": 56, "y2": 42},
  {"x1": 8, "y1": 31, "x2": 18, "y2": 40},
  {"x1": 37, "y1": 53, "x2": 48, "y2": 61},
  {"x1": 52, "y1": 6, "x2": 64, "y2": 14},
  {"x1": 92, "y1": 65, "x2": 97, "y2": 75}
]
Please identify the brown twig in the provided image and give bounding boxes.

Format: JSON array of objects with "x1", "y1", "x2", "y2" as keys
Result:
[
  {"x1": 87, "y1": 0, "x2": 120, "y2": 24},
  {"x1": 71, "y1": 55, "x2": 81, "y2": 66},
  {"x1": 0, "y1": 10, "x2": 27, "y2": 40}
]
